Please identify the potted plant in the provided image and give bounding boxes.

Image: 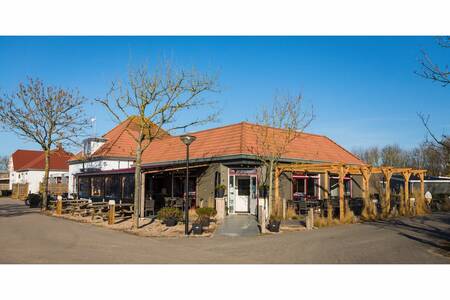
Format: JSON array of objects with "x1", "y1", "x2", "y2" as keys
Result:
[
  {"x1": 192, "y1": 221, "x2": 203, "y2": 235},
  {"x1": 157, "y1": 207, "x2": 183, "y2": 227},
  {"x1": 215, "y1": 184, "x2": 226, "y2": 198},
  {"x1": 267, "y1": 214, "x2": 281, "y2": 232},
  {"x1": 195, "y1": 207, "x2": 217, "y2": 227}
]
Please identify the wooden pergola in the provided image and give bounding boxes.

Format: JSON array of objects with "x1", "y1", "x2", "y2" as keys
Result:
[{"x1": 274, "y1": 163, "x2": 427, "y2": 221}]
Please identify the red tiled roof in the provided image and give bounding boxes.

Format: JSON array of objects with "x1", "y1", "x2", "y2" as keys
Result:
[
  {"x1": 69, "y1": 116, "x2": 168, "y2": 161},
  {"x1": 12, "y1": 148, "x2": 72, "y2": 171},
  {"x1": 141, "y1": 122, "x2": 364, "y2": 165}
]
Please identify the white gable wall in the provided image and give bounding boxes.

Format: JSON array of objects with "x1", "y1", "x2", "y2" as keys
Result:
[{"x1": 9, "y1": 169, "x2": 69, "y2": 194}]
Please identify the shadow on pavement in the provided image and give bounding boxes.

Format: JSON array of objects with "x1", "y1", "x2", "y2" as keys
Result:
[
  {"x1": 0, "y1": 200, "x2": 39, "y2": 218},
  {"x1": 368, "y1": 213, "x2": 450, "y2": 256}
]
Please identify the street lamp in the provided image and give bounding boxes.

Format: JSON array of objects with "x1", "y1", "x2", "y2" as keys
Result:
[{"x1": 180, "y1": 134, "x2": 197, "y2": 235}]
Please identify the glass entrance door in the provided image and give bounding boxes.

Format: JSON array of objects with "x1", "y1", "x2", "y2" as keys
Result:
[
  {"x1": 235, "y1": 176, "x2": 250, "y2": 212},
  {"x1": 228, "y1": 169, "x2": 258, "y2": 215}
]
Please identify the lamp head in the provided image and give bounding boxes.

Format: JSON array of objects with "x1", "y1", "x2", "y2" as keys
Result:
[{"x1": 180, "y1": 134, "x2": 197, "y2": 146}]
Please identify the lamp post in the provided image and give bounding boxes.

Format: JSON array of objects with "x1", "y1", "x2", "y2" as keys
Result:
[{"x1": 180, "y1": 134, "x2": 197, "y2": 235}]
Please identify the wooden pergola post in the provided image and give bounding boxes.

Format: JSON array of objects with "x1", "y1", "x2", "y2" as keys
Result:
[
  {"x1": 338, "y1": 166, "x2": 345, "y2": 222},
  {"x1": 275, "y1": 163, "x2": 427, "y2": 221},
  {"x1": 323, "y1": 171, "x2": 332, "y2": 220},
  {"x1": 402, "y1": 171, "x2": 411, "y2": 215},
  {"x1": 419, "y1": 172, "x2": 425, "y2": 203},
  {"x1": 360, "y1": 167, "x2": 372, "y2": 216},
  {"x1": 382, "y1": 168, "x2": 393, "y2": 216}
]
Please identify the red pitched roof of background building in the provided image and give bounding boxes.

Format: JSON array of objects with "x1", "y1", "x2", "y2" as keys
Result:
[
  {"x1": 12, "y1": 147, "x2": 72, "y2": 171},
  {"x1": 141, "y1": 122, "x2": 364, "y2": 165}
]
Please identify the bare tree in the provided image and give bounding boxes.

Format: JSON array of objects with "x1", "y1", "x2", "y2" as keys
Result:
[
  {"x1": 381, "y1": 144, "x2": 409, "y2": 167},
  {"x1": 0, "y1": 155, "x2": 9, "y2": 170},
  {"x1": 416, "y1": 37, "x2": 449, "y2": 170},
  {"x1": 249, "y1": 93, "x2": 313, "y2": 217},
  {"x1": 98, "y1": 63, "x2": 219, "y2": 229},
  {"x1": 0, "y1": 78, "x2": 90, "y2": 209},
  {"x1": 352, "y1": 146, "x2": 381, "y2": 166},
  {"x1": 417, "y1": 37, "x2": 449, "y2": 87},
  {"x1": 418, "y1": 113, "x2": 449, "y2": 152}
]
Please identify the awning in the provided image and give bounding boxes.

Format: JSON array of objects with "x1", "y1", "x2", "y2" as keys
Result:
[{"x1": 143, "y1": 164, "x2": 209, "y2": 174}]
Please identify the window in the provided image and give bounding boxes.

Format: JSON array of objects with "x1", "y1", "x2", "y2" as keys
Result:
[
  {"x1": 330, "y1": 177, "x2": 352, "y2": 197},
  {"x1": 104, "y1": 175, "x2": 120, "y2": 199},
  {"x1": 78, "y1": 177, "x2": 91, "y2": 198},
  {"x1": 293, "y1": 175, "x2": 319, "y2": 199},
  {"x1": 91, "y1": 176, "x2": 104, "y2": 197},
  {"x1": 121, "y1": 174, "x2": 134, "y2": 201}
]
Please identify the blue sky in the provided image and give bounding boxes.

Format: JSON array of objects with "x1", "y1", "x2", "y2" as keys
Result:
[{"x1": 0, "y1": 36, "x2": 449, "y2": 156}]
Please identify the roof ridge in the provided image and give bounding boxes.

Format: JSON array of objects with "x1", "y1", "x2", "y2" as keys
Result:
[
  {"x1": 101, "y1": 116, "x2": 137, "y2": 138},
  {"x1": 242, "y1": 121, "x2": 328, "y2": 138},
  {"x1": 323, "y1": 136, "x2": 365, "y2": 164},
  {"x1": 179, "y1": 121, "x2": 246, "y2": 136},
  {"x1": 13, "y1": 149, "x2": 43, "y2": 154},
  {"x1": 93, "y1": 117, "x2": 135, "y2": 156}
]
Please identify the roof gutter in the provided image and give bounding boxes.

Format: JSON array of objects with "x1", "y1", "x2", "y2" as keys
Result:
[{"x1": 140, "y1": 154, "x2": 340, "y2": 169}]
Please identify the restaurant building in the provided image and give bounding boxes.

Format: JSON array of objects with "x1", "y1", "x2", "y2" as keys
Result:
[{"x1": 68, "y1": 119, "x2": 365, "y2": 217}]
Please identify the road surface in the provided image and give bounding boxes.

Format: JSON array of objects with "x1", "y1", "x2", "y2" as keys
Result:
[{"x1": 0, "y1": 197, "x2": 448, "y2": 263}]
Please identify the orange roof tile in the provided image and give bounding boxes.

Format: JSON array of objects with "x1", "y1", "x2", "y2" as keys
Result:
[
  {"x1": 141, "y1": 122, "x2": 364, "y2": 165},
  {"x1": 12, "y1": 147, "x2": 72, "y2": 171},
  {"x1": 69, "y1": 116, "x2": 168, "y2": 161}
]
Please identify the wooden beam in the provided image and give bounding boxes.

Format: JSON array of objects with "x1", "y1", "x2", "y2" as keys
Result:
[
  {"x1": 381, "y1": 168, "x2": 393, "y2": 215},
  {"x1": 338, "y1": 165, "x2": 348, "y2": 222},
  {"x1": 360, "y1": 166, "x2": 372, "y2": 216},
  {"x1": 323, "y1": 171, "x2": 333, "y2": 220},
  {"x1": 419, "y1": 172, "x2": 425, "y2": 204},
  {"x1": 402, "y1": 171, "x2": 411, "y2": 215}
]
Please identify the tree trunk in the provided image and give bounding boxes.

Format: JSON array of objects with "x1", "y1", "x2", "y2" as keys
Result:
[
  {"x1": 42, "y1": 148, "x2": 50, "y2": 211},
  {"x1": 133, "y1": 141, "x2": 142, "y2": 229},
  {"x1": 267, "y1": 160, "x2": 274, "y2": 217}
]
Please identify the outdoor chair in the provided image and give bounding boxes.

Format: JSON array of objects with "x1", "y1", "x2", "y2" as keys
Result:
[
  {"x1": 174, "y1": 198, "x2": 184, "y2": 209},
  {"x1": 145, "y1": 197, "x2": 156, "y2": 217},
  {"x1": 297, "y1": 200, "x2": 308, "y2": 215},
  {"x1": 164, "y1": 197, "x2": 174, "y2": 207}
]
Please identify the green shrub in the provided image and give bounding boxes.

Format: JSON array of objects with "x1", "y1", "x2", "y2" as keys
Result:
[
  {"x1": 157, "y1": 207, "x2": 183, "y2": 221},
  {"x1": 269, "y1": 214, "x2": 281, "y2": 222},
  {"x1": 215, "y1": 184, "x2": 226, "y2": 191},
  {"x1": 195, "y1": 207, "x2": 217, "y2": 218}
]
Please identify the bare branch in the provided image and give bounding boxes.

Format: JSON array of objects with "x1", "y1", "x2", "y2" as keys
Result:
[
  {"x1": 97, "y1": 61, "x2": 220, "y2": 229},
  {"x1": 0, "y1": 78, "x2": 90, "y2": 208}
]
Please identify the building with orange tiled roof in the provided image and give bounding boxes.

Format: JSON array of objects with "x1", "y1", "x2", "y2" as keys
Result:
[
  {"x1": 70, "y1": 120, "x2": 366, "y2": 218},
  {"x1": 67, "y1": 116, "x2": 168, "y2": 195},
  {"x1": 9, "y1": 146, "x2": 72, "y2": 194}
]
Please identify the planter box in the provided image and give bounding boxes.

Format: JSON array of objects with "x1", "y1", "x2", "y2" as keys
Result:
[
  {"x1": 268, "y1": 220, "x2": 281, "y2": 232},
  {"x1": 164, "y1": 217, "x2": 178, "y2": 227},
  {"x1": 192, "y1": 223, "x2": 203, "y2": 235}
]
